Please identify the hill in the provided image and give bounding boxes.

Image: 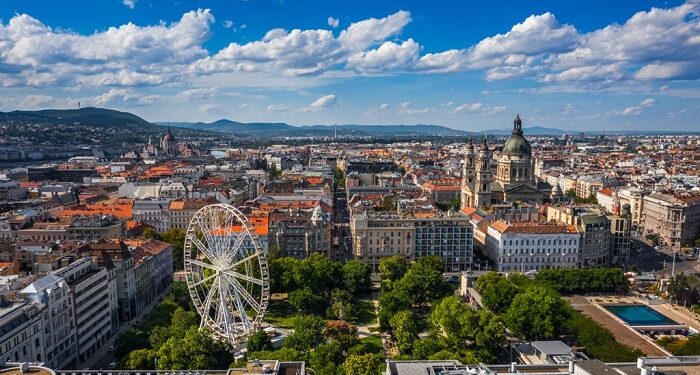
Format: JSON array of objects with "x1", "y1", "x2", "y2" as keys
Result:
[{"x1": 6, "y1": 107, "x2": 152, "y2": 128}]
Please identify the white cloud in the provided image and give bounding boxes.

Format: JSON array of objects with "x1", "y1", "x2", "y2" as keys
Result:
[
  {"x1": 223, "y1": 20, "x2": 234, "y2": 29},
  {"x1": 122, "y1": 0, "x2": 136, "y2": 9},
  {"x1": 453, "y1": 102, "x2": 483, "y2": 114},
  {"x1": 379, "y1": 103, "x2": 390, "y2": 109},
  {"x1": 398, "y1": 101, "x2": 434, "y2": 115},
  {"x1": 347, "y1": 39, "x2": 420, "y2": 73},
  {"x1": 615, "y1": 97, "x2": 657, "y2": 116},
  {"x1": 328, "y1": 17, "x2": 339, "y2": 28},
  {"x1": 267, "y1": 104, "x2": 290, "y2": 112},
  {"x1": 300, "y1": 94, "x2": 338, "y2": 112}
]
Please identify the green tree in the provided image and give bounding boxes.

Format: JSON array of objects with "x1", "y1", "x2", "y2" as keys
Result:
[
  {"x1": 325, "y1": 320, "x2": 360, "y2": 351},
  {"x1": 342, "y1": 353, "x2": 384, "y2": 375},
  {"x1": 269, "y1": 257, "x2": 299, "y2": 293},
  {"x1": 284, "y1": 315, "x2": 326, "y2": 360},
  {"x1": 247, "y1": 330, "x2": 274, "y2": 352},
  {"x1": 114, "y1": 328, "x2": 149, "y2": 359},
  {"x1": 248, "y1": 347, "x2": 302, "y2": 361},
  {"x1": 342, "y1": 260, "x2": 371, "y2": 295},
  {"x1": 390, "y1": 310, "x2": 419, "y2": 354},
  {"x1": 160, "y1": 229, "x2": 186, "y2": 270},
  {"x1": 157, "y1": 327, "x2": 232, "y2": 370},
  {"x1": 411, "y1": 334, "x2": 446, "y2": 359},
  {"x1": 122, "y1": 348, "x2": 157, "y2": 370},
  {"x1": 430, "y1": 296, "x2": 479, "y2": 347},
  {"x1": 475, "y1": 272, "x2": 519, "y2": 314},
  {"x1": 505, "y1": 286, "x2": 570, "y2": 340},
  {"x1": 379, "y1": 255, "x2": 408, "y2": 285},
  {"x1": 395, "y1": 259, "x2": 452, "y2": 308},
  {"x1": 378, "y1": 288, "x2": 411, "y2": 331},
  {"x1": 475, "y1": 310, "x2": 505, "y2": 362},
  {"x1": 310, "y1": 341, "x2": 345, "y2": 374},
  {"x1": 289, "y1": 287, "x2": 326, "y2": 314}
]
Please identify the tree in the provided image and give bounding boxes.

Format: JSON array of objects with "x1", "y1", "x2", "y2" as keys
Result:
[
  {"x1": 342, "y1": 353, "x2": 384, "y2": 375},
  {"x1": 114, "y1": 328, "x2": 149, "y2": 359},
  {"x1": 325, "y1": 320, "x2": 360, "y2": 351},
  {"x1": 390, "y1": 310, "x2": 419, "y2": 354},
  {"x1": 247, "y1": 330, "x2": 274, "y2": 352},
  {"x1": 505, "y1": 286, "x2": 570, "y2": 340},
  {"x1": 667, "y1": 273, "x2": 700, "y2": 305},
  {"x1": 157, "y1": 327, "x2": 232, "y2": 370},
  {"x1": 249, "y1": 347, "x2": 302, "y2": 361},
  {"x1": 284, "y1": 315, "x2": 326, "y2": 360},
  {"x1": 310, "y1": 341, "x2": 345, "y2": 374},
  {"x1": 378, "y1": 288, "x2": 411, "y2": 331},
  {"x1": 160, "y1": 229, "x2": 186, "y2": 270},
  {"x1": 269, "y1": 257, "x2": 299, "y2": 293},
  {"x1": 430, "y1": 296, "x2": 479, "y2": 347},
  {"x1": 395, "y1": 259, "x2": 452, "y2": 308},
  {"x1": 122, "y1": 348, "x2": 157, "y2": 370},
  {"x1": 342, "y1": 260, "x2": 371, "y2": 295},
  {"x1": 475, "y1": 272, "x2": 519, "y2": 314},
  {"x1": 379, "y1": 255, "x2": 408, "y2": 285},
  {"x1": 411, "y1": 334, "x2": 446, "y2": 359},
  {"x1": 474, "y1": 310, "x2": 505, "y2": 362},
  {"x1": 289, "y1": 287, "x2": 325, "y2": 314}
]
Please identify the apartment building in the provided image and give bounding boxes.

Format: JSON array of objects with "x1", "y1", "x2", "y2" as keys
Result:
[
  {"x1": 268, "y1": 206, "x2": 331, "y2": 259},
  {"x1": 53, "y1": 258, "x2": 118, "y2": 364},
  {"x1": 132, "y1": 199, "x2": 170, "y2": 232},
  {"x1": 608, "y1": 205, "x2": 632, "y2": 267},
  {"x1": 20, "y1": 275, "x2": 77, "y2": 370},
  {"x1": 484, "y1": 221, "x2": 579, "y2": 272},
  {"x1": 167, "y1": 197, "x2": 219, "y2": 231},
  {"x1": 413, "y1": 212, "x2": 473, "y2": 272},
  {"x1": 618, "y1": 187, "x2": 645, "y2": 228},
  {"x1": 0, "y1": 300, "x2": 44, "y2": 364},
  {"x1": 547, "y1": 205, "x2": 612, "y2": 267},
  {"x1": 642, "y1": 191, "x2": 700, "y2": 249},
  {"x1": 351, "y1": 212, "x2": 415, "y2": 273}
]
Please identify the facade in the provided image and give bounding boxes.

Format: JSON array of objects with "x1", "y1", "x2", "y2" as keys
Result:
[
  {"x1": 608, "y1": 204, "x2": 632, "y2": 267},
  {"x1": 268, "y1": 206, "x2": 332, "y2": 259},
  {"x1": 160, "y1": 128, "x2": 178, "y2": 157},
  {"x1": 547, "y1": 206, "x2": 612, "y2": 267},
  {"x1": 0, "y1": 301, "x2": 44, "y2": 364},
  {"x1": 462, "y1": 115, "x2": 550, "y2": 208},
  {"x1": 86, "y1": 242, "x2": 135, "y2": 321},
  {"x1": 132, "y1": 199, "x2": 170, "y2": 232},
  {"x1": 167, "y1": 197, "x2": 218, "y2": 230},
  {"x1": 53, "y1": 258, "x2": 118, "y2": 364},
  {"x1": 66, "y1": 216, "x2": 123, "y2": 241},
  {"x1": 484, "y1": 221, "x2": 579, "y2": 272},
  {"x1": 20, "y1": 275, "x2": 77, "y2": 370},
  {"x1": 351, "y1": 211, "x2": 474, "y2": 272},
  {"x1": 641, "y1": 191, "x2": 700, "y2": 249},
  {"x1": 618, "y1": 187, "x2": 645, "y2": 228}
]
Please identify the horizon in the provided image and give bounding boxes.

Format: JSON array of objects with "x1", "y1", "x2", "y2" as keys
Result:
[{"x1": 0, "y1": 0, "x2": 699, "y2": 131}]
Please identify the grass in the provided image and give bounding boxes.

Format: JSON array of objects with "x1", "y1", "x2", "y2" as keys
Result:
[
  {"x1": 360, "y1": 334, "x2": 383, "y2": 354},
  {"x1": 264, "y1": 300, "x2": 298, "y2": 328},
  {"x1": 352, "y1": 300, "x2": 378, "y2": 325}
]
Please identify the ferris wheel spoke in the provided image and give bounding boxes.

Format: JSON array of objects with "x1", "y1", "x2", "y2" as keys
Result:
[
  {"x1": 217, "y1": 275, "x2": 234, "y2": 337},
  {"x1": 231, "y1": 252, "x2": 259, "y2": 269},
  {"x1": 202, "y1": 276, "x2": 220, "y2": 321},
  {"x1": 230, "y1": 286, "x2": 252, "y2": 332},
  {"x1": 188, "y1": 233, "x2": 218, "y2": 264},
  {"x1": 190, "y1": 272, "x2": 217, "y2": 287},
  {"x1": 186, "y1": 258, "x2": 218, "y2": 271},
  {"x1": 222, "y1": 270, "x2": 264, "y2": 286},
  {"x1": 226, "y1": 275, "x2": 261, "y2": 313}
]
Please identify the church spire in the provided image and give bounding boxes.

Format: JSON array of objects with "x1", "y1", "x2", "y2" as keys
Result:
[{"x1": 513, "y1": 114, "x2": 523, "y2": 135}]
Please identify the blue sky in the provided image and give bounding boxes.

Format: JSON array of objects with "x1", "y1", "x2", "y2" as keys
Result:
[{"x1": 1, "y1": 0, "x2": 699, "y2": 131}]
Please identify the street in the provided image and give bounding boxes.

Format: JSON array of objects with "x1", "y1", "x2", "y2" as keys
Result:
[{"x1": 628, "y1": 239, "x2": 699, "y2": 275}]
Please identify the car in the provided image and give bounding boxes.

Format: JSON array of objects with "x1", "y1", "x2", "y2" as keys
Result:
[{"x1": 108, "y1": 362, "x2": 117, "y2": 370}]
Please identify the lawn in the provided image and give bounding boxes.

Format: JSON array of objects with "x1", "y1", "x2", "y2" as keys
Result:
[
  {"x1": 352, "y1": 299, "x2": 378, "y2": 325},
  {"x1": 360, "y1": 334, "x2": 383, "y2": 354},
  {"x1": 264, "y1": 300, "x2": 298, "y2": 328}
]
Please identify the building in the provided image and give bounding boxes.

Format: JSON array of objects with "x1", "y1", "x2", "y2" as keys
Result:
[
  {"x1": 618, "y1": 187, "x2": 645, "y2": 228},
  {"x1": 20, "y1": 275, "x2": 77, "y2": 370},
  {"x1": 53, "y1": 258, "x2": 118, "y2": 364},
  {"x1": 0, "y1": 301, "x2": 45, "y2": 364},
  {"x1": 66, "y1": 216, "x2": 123, "y2": 241},
  {"x1": 547, "y1": 205, "x2": 612, "y2": 267},
  {"x1": 167, "y1": 197, "x2": 219, "y2": 231},
  {"x1": 351, "y1": 210, "x2": 474, "y2": 272},
  {"x1": 132, "y1": 199, "x2": 170, "y2": 232},
  {"x1": 484, "y1": 220, "x2": 579, "y2": 272},
  {"x1": 84, "y1": 242, "x2": 135, "y2": 321},
  {"x1": 642, "y1": 191, "x2": 700, "y2": 250},
  {"x1": 462, "y1": 115, "x2": 551, "y2": 208},
  {"x1": 160, "y1": 128, "x2": 178, "y2": 157},
  {"x1": 268, "y1": 205, "x2": 332, "y2": 259},
  {"x1": 608, "y1": 203, "x2": 632, "y2": 267},
  {"x1": 413, "y1": 212, "x2": 473, "y2": 271}
]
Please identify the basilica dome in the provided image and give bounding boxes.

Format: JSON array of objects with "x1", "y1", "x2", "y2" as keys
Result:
[{"x1": 501, "y1": 114, "x2": 531, "y2": 156}]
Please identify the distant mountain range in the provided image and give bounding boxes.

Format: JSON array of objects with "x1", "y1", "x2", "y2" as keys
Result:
[{"x1": 2, "y1": 107, "x2": 697, "y2": 140}]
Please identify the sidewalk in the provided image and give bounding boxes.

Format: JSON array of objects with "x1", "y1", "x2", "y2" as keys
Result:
[{"x1": 81, "y1": 284, "x2": 172, "y2": 370}]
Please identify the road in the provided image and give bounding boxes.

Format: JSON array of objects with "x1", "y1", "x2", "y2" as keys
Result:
[{"x1": 628, "y1": 239, "x2": 699, "y2": 276}]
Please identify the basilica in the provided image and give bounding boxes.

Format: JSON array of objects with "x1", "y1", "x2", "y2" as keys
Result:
[{"x1": 461, "y1": 114, "x2": 555, "y2": 208}]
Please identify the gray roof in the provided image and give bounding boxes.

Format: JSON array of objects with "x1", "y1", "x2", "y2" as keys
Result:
[
  {"x1": 531, "y1": 341, "x2": 573, "y2": 356},
  {"x1": 20, "y1": 274, "x2": 64, "y2": 295}
]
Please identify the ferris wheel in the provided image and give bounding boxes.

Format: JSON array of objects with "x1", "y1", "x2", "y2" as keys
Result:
[{"x1": 183, "y1": 203, "x2": 270, "y2": 347}]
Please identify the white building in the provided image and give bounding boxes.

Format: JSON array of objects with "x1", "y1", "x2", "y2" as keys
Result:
[
  {"x1": 20, "y1": 275, "x2": 77, "y2": 370},
  {"x1": 132, "y1": 199, "x2": 170, "y2": 232},
  {"x1": 484, "y1": 221, "x2": 580, "y2": 273},
  {"x1": 53, "y1": 258, "x2": 118, "y2": 365},
  {"x1": 0, "y1": 301, "x2": 45, "y2": 364}
]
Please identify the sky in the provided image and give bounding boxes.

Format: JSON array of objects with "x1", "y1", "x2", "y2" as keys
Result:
[{"x1": 1, "y1": 0, "x2": 699, "y2": 131}]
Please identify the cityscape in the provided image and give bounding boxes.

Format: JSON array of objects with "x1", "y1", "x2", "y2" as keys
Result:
[{"x1": 1, "y1": 1, "x2": 700, "y2": 375}]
